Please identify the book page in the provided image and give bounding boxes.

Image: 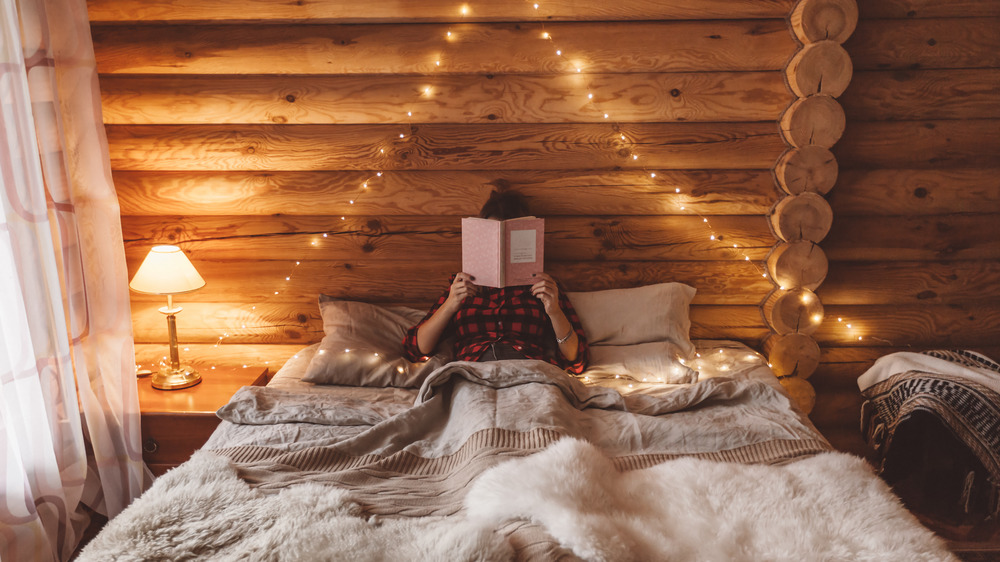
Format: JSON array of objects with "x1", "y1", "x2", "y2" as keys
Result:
[
  {"x1": 504, "y1": 217, "x2": 544, "y2": 286},
  {"x1": 509, "y1": 229, "x2": 537, "y2": 264}
]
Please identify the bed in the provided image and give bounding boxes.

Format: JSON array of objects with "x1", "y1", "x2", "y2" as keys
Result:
[{"x1": 80, "y1": 283, "x2": 955, "y2": 561}]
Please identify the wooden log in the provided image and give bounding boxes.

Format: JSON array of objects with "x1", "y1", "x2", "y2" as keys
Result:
[
  {"x1": 824, "y1": 214, "x2": 1000, "y2": 261},
  {"x1": 98, "y1": 72, "x2": 790, "y2": 125},
  {"x1": 858, "y1": 0, "x2": 1000, "y2": 19},
  {"x1": 120, "y1": 215, "x2": 776, "y2": 263},
  {"x1": 830, "y1": 168, "x2": 1000, "y2": 216},
  {"x1": 126, "y1": 259, "x2": 775, "y2": 306},
  {"x1": 842, "y1": 69, "x2": 1000, "y2": 122},
  {"x1": 778, "y1": 376, "x2": 817, "y2": 415},
  {"x1": 808, "y1": 387, "x2": 860, "y2": 431},
  {"x1": 814, "y1": 303, "x2": 1000, "y2": 348},
  {"x1": 768, "y1": 192, "x2": 833, "y2": 243},
  {"x1": 819, "y1": 260, "x2": 1000, "y2": 305},
  {"x1": 846, "y1": 17, "x2": 1000, "y2": 71},
  {"x1": 818, "y1": 344, "x2": 1000, "y2": 369},
  {"x1": 763, "y1": 332, "x2": 821, "y2": 378},
  {"x1": 790, "y1": 0, "x2": 859, "y2": 44},
  {"x1": 92, "y1": 20, "x2": 797, "y2": 75},
  {"x1": 778, "y1": 95, "x2": 846, "y2": 149},
  {"x1": 86, "y1": 0, "x2": 797, "y2": 23},
  {"x1": 785, "y1": 40, "x2": 853, "y2": 98},
  {"x1": 129, "y1": 301, "x2": 770, "y2": 344},
  {"x1": 762, "y1": 287, "x2": 825, "y2": 335},
  {"x1": 834, "y1": 119, "x2": 1000, "y2": 169},
  {"x1": 113, "y1": 169, "x2": 779, "y2": 217},
  {"x1": 773, "y1": 146, "x2": 838, "y2": 195},
  {"x1": 766, "y1": 241, "x2": 829, "y2": 290},
  {"x1": 105, "y1": 123, "x2": 786, "y2": 172}
]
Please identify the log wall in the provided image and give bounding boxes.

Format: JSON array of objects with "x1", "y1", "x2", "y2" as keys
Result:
[
  {"x1": 813, "y1": 0, "x2": 1000, "y2": 452},
  {"x1": 87, "y1": 0, "x2": 999, "y2": 453}
]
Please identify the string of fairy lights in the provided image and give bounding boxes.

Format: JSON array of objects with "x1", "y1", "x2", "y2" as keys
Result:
[{"x1": 187, "y1": 0, "x2": 868, "y2": 374}]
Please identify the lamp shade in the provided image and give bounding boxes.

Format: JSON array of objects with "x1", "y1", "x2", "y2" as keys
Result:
[{"x1": 128, "y1": 245, "x2": 205, "y2": 295}]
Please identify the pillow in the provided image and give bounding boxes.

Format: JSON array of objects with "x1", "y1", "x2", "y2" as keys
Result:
[
  {"x1": 585, "y1": 342, "x2": 698, "y2": 385},
  {"x1": 567, "y1": 283, "x2": 696, "y2": 355},
  {"x1": 301, "y1": 295, "x2": 451, "y2": 387}
]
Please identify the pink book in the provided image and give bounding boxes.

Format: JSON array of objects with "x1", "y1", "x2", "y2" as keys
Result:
[{"x1": 461, "y1": 216, "x2": 544, "y2": 288}]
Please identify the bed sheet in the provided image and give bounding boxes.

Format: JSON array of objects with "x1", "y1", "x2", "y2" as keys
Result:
[{"x1": 204, "y1": 339, "x2": 817, "y2": 453}]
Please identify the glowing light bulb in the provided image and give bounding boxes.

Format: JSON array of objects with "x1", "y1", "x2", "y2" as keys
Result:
[
  {"x1": 675, "y1": 188, "x2": 680, "y2": 193},
  {"x1": 710, "y1": 234, "x2": 716, "y2": 240},
  {"x1": 460, "y1": 5, "x2": 468, "y2": 15},
  {"x1": 650, "y1": 173, "x2": 656, "y2": 178},
  {"x1": 587, "y1": 93, "x2": 593, "y2": 99},
  {"x1": 285, "y1": 277, "x2": 290, "y2": 281},
  {"x1": 576, "y1": 67, "x2": 581, "y2": 72},
  {"x1": 632, "y1": 155, "x2": 638, "y2": 160},
  {"x1": 846, "y1": 323, "x2": 852, "y2": 328},
  {"x1": 435, "y1": 60, "x2": 441, "y2": 66},
  {"x1": 556, "y1": 50, "x2": 562, "y2": 55},
  {"x1": 745, "y1": 256, "x2": 750, "y2": 261},
  {"x1": 812, "y1": 314, "x2": 823, "y2": 323},
  {"x1": 446, "y1": 31, "x2": 452, "y2": 37},
  {"x1": 344, "y1": 348, "x2": 351, "y2": 353},
  {"x1": 603, "y1": 113, "x2": 609, "y2": 119},
  {"x1": 399, "y1": 133, "x2": 405, "y2": 138},
  {"x1": 533, "y1": 3, "x2": 538, "y2": 8},
  {"x1": 376, "y1": 172, "x2": 383, "y2": 176},
  {"x1": 407, "y1": 111, "x2": 412, "y2": 117},
  {"x1": 349, "y1": 200, "x2": 354, "y2": 204},
  {"x1": 424, "y1": 87, "x2": 431, "y2": 95},
  {"x1": 542, "y1": 32, "x2": 550, "y2": 39}
]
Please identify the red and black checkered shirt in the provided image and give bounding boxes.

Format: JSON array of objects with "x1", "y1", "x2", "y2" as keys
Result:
[{"x1": 402, "y1": 276, "x2": 589, "y2": 374}]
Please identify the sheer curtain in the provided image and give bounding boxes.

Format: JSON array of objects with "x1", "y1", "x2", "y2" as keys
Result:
[{"x1": 0, "y1": 0, "x2": 144, "y2": 560}]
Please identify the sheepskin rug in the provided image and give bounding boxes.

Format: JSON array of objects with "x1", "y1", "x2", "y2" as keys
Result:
[
  {"x1": 465, "y1": 438, "x2": 958, "y2": 562},
  {"x1": 78, "y1": 451, "x2": 510, "y2": 562}
]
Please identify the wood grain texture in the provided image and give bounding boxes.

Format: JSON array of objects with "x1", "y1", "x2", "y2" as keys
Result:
[
  {"x1": 134, "y1": 343, "x2": 306, "y2": 373},
  {"x1": 763, "y1": 288, "x2": 825, "y2": 335},
  {"x1": 92, "y1": 20, "x2": 796, "y2": 75},
  {"x1": 774, "y1": 146, "x2": 838, "y2": 195},
  {"x1": 766, "y1": 241, "x2": 829, "y2": 290},
  {"x1": 105, "y1": 123, "x2": 787, "y2": 172},
  {"x1": 769, "y1": 192, "x2": 834, "y2": 243},
  {"x1": 85, "y1": 0, "x2": 797, "y2": 23},
  {"x1": 833, "y1": 119, "x2": 1000, "y2": 169},
  {"x1": 126, "y1": 259, "x2": 773, "y2": 306},
  {"x1": 857, "y1": 0, "x2": 1000, "y2": 20},
  {"x1": 820, "y1": 260, "x2": 1000, "y2": 305},
  {"x1": 814, "y1": 304, "x2": 1000, "y2": 347},
  {"x1": 845, "y1": 17, "x2": 1000, "y2": 70},
  {"x1": 842, "y1": 69, "x2": 1000, "y2": 121},
  {"x1": 99, "y1": 72, "x2": 790, "y2": 125},
  {"x1": 830, "y1": 168, "x2": 1000, "y2": 216},
  {"x1": 790, "y1": 0, "x2": 858, "y2": 44},
  {"x1": 764, "y1": 332, "x2": 821, "y2": 378},
  {"x1": 785, "y1": 41, "x2": 854, "y2": 98},
  {"x1": 113, "y1": 169, "x2": 780, "y2": 216},
  {"x1": 779, "y1": 94, "x2": 846, "y2": 148},
  {"x1": 129, "y1": 301, "x2": 770, "y2": 344},
  {"x1": 823, "y1": 214, "x2": 1000, "y2": 261},
  {"x1": 120, "y1": 215, "x2": 776, "y2": 263}
]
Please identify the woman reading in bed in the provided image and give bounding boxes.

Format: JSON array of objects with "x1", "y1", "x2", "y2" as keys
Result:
[{"x1": 402, "y1": 190, "x2": 589, "y2": 374}]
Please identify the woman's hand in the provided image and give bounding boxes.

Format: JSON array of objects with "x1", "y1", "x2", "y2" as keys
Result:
[
  {"x1": 530, "y1": 273, "x2": 561, "y2": 315},
  {"x1": 443, "y1": 272, "x2": 477, "y2": 313}
]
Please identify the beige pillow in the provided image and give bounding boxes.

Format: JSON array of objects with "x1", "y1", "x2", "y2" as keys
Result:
[
  {"x1": 301, "y1": 295, "x2": 451, "y2": 387},
  {"x1": 567, "y1": 283, "x2": 696, "y2": 355},
  {"x1": 586, "y1": 342, "x2": 698, "y2": 384}
]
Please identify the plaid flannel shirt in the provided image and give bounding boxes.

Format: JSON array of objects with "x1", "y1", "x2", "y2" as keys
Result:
[{"x1": 402, "y1": 276, "x2": 589, "y2": 374}]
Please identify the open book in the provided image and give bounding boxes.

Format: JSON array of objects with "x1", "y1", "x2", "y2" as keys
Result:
[{"x1": 461, "y1": 216, "x2": 544, "y2": 288}]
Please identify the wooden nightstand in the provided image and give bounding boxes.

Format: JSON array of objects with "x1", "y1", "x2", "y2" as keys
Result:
[{"x1": 138, "y1": 363, "x2": 270, "y2": 476}]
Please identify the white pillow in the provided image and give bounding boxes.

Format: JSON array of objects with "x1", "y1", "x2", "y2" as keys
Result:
[
  {"x1": 567, "y1": 282, "x2": 696, "y2": 355},
  {"x1": 586, "y1": 342, "x2": 698, "y2": 384},
  {"x1": 301, "y1": 295, "x2": 451, "y2": 387}
]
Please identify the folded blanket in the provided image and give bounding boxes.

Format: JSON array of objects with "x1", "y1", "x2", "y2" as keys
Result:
[{"x1": 859, "y1": 350, "x2": 1000, "y2": 486}]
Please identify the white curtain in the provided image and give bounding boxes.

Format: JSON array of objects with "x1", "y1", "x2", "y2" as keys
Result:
[{"x1": 0, "y1": 0, "x2": 144, "y2": 559}]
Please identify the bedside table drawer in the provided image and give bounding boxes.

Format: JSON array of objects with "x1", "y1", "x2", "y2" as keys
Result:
[{"x1": 141, "y1": 412, "x2": 221, "y2": 475}]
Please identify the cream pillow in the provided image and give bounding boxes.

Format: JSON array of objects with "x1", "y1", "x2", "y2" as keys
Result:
[
  {"x1": 586, "y1": 342, "x2": 698, "y2": 384},
  {"x1": 301, "y1": 295, "x2": 451, "y2": 387},
  {"x1": 567, "y1": 283, "x2": 696, "y2": 356}
]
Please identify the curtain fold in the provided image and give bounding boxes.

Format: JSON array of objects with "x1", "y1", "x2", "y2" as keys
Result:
[{"x1": 0, "y1": 0, "x2": 144, "y2": 560}]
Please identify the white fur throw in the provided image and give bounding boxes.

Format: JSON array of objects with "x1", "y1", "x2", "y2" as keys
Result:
[
  {"x1": 465, "y1": 438, "x2": 957, "y2": 562},
  {"x1": 78, "y1": 452, "x2": 509, "y2": 562}
]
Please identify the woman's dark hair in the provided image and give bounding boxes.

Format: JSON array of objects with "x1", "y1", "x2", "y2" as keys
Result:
[{"x1": 478, "y1": 190, "x2": 530, "y2": 220}]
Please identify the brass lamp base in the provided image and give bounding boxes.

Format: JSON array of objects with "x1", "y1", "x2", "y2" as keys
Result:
[{"x1": 151, "y1": 365, "x2": 202, "y2": 390}]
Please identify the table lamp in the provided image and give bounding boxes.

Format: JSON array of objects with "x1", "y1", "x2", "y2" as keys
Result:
[{"x1": 128, "y1": 245, "x2": 206, "y2": 390}]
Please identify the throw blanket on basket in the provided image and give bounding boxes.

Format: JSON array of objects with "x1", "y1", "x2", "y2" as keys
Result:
[{"x1": 859, "y1": 350, "x2": 1000, "y2": 490}]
